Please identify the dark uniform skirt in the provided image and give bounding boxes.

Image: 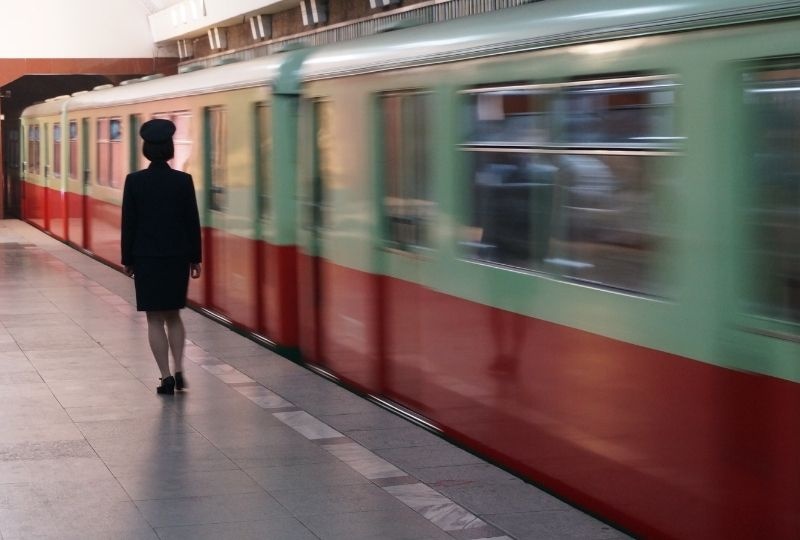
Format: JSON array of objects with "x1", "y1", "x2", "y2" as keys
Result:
[{"x1": 133, "y1": 256, "x2": 191, "y2": 312}]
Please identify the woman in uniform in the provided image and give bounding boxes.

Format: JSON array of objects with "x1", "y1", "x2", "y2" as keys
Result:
[{"x1": 121, "y1": 118, "x2": 202, "y2": 395}]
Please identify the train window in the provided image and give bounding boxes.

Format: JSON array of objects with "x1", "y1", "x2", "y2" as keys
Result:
[
  {"x1": 110, "y1": 119, "x2": 123, "y2": 188},
  {"x1": 256, "y1": 103, "x2": 271, "y2": 220},
  {"x1": 44, "y1": 123, "x2": 50, "y2": 177},
  {"x1": 742, "y1": 68, "x2": 800, "y2": 327},
  {"x1": 68, "y1": 121, "x2": 78, "y2": 179},
  {"x1": 97, "y1": 119, "x2": 108, "y2": 185},
  {"x1": 173, "y1": 114, "x2": 192, "y2": 173},
  {"x1": 310, "y1": 100, "x2": 335, "y2": 231},
  {"x1": 153, "y1": 112, "x2": 192, "y2": 173},
  {"x1": 379, "y1": 91, "x2": 434, "y2": 248},
  {"x1": 53, "y1": 124, "x2": 62, "y2": 177},
  {"x1": 129, "y1": 114, "x2": 144, "y2": 172},
  {"x1": 557, "y1": 78, "x2": 678, "y2": 148},
  {"x1": 206, "y1": 107, "x2": 227, "y2": 212},
  {"x1": 460, "y1": 76, "x2": 677, "y2": 296},
  {"x1": 96, "y1": 117, "x2": 123, "y2": 188},
  {"x1": 465, "y1": 86, "x2": 553, "y2": 146},
  {"x1": 28, "y1": 125, "x2": 40, "y2": 175}
]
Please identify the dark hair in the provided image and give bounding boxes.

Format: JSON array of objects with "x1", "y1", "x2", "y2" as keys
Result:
[{"x1": 143, "y1": 140, "x2": 174, "y2": 162}]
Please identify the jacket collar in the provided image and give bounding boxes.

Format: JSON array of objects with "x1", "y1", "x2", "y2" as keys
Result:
[{"x1": 147, "y1": 160, "x2": 171, "y2": 170}]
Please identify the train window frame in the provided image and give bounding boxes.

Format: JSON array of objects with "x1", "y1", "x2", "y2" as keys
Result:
[
  {"x1": 44, "y1": 123, "x2": 50, "y2": 180},
  {"x1": 68, "y1": 120, "x2": 78, "y2": 180},
  {"x1": 153, "y1": 111, "x2": 192, "y2": 173},
  {"x1": 457, "y1": 74, "x2": 681, "y2": 297},
  {"x1": 28, "y1": 124, "x2": 40, "y2": 176},
  {"x1": 53, "y1": 123, "x2": 62, "y2": 178},
  {"x1": 254, "y1": 102, "x2": 272, "y2": 223},
  {"x1": 376, "y1": 89, "x2": 436, "y2": 252},
  {"x1": 736, "y1": 62, "x2": 800, "y2": 339},
  {"x1": 96, "y1": 116, "x2": 123, "y2": 188},
  {"x1": 129, "y1": 114, "x2": 143, "y2": 173},
  {"x1": 203, "y1": 106, "x2": 227, "y2": 213},
  {"x1": 305, "y1": 98, "x2": 334, "y2": 235}
]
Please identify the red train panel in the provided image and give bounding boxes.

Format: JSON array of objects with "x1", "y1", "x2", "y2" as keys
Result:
[
  {"x1": 87, "y1": 198, "x2": 121, "y2": 266},
  {"x1": 45, "y1": 186, "x2": 66, "y2": 241},
  {"x1": 297, "y1": 251, "x2": 320, "y2": 360},
  {"x1": 207, "y1": 229, "x2": 258, "y2": 331},
  {"x1": 302, "y1": 260, "x2": 799, "y2": 540},
  {"x1": 260, "y1": 242, "x2": 299, "y2": 347},
  {"x1": 65, "y1": 192, "x2": 85, "y2": 248},
  {"x1": 304, "y1": 259, "x2": 379, "y2": 392},
  {"x1": 23, "y1": 182, "x2": 46, "y2": 230}
]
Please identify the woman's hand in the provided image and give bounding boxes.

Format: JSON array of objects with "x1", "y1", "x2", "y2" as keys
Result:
[
  {"x1": 124, "y1": 266, "x2": 134, "y2": 277},
  {"x1": 191, "y1": 263, "x2": 202, "y2": 279}
]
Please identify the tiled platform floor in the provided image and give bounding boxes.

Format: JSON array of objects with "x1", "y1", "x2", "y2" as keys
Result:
[{"x1": 0, "y1": 220, "x2": 633, "y2": 540}]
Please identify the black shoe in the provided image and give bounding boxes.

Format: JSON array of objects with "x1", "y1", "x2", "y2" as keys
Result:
[
  {"x1": 156, "y1": 376, "x2": 175, "y2": 395},
  {"x1": 174, "y1": 371, "x2": 187, "y2": 391}
]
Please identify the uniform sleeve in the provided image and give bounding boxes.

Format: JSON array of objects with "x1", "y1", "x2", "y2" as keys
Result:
[
  {"x1": 186, "y1": 175, "x2": 202, "y2": 263},
  {"x1": 121, "y1": 174, "x2": 136, "y2": 266}
]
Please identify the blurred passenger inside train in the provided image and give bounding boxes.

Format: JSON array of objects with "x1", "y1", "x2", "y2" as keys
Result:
[
  {"x1": 749, "y1": 99, "x2": 800, "y2": 323},
  {"x1": 121, "y1": 119, "x2": 203, "y2": 395}
]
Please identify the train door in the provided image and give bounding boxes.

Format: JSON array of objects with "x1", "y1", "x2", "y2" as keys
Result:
[
  {"x1": 299, "y1": 99, "x2": 329, "y2": 363},
  {"x1": 50, "y1": 122, "x2": 66, "y2": 240},
  {"x1": 80, "y1": 118, "x2": 91, "y2": 249},
  {"x1": 709, "y1": 61, "x2": 800, "y2": 529},
  {"x1": 254, "y1": 102, "x2": 271, "y2": 337},
  {"x1": 203, "y1": 105, "x2": 258, "y2": 329},
  {"x1": 374, "y1": 91, "x2": 434, "y2": 402},
  {"x1": 43, "y1": 122, "x2": 50, "y2": 231},
  {"x1": 65, "y1": 120, "x2": 82, "y2": 247},
  {"x1": 24, "y1": 123, "x2": 44, "y2": 228},
  {"x1": 725, "y1": 65, "x2": 800, "y2": 380},
  {"x1": 205, "y1": 106, "x2": 229, "y2": 318}
]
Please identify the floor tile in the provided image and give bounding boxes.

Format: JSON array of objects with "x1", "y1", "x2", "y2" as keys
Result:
[
  {"x1": 135, "y1": 491, "x2": 287, "y2": 527},
  {"x1": 323, "y1": 441, "x2": 408, "y2": 480},
  {"x1": 154, "y1": 517, "x2": 318, "y2": 540},
  {"x1": 269, "y1": 482, "x2": 410, "y2": 516},
  {"x1": 76, "y1": 416, "x2": 195, "y2": 441},
  {"x1": 219, "y1": 439, "x2": 339, "y2": 469},
  {"x1": 345, "y1": 425, "x2": 444, "y2": 450},
  {"x1": 484, "y1": 510, "x2": 632, "y2": 540},
  {"x1": 116, "y1": 468, "x2": 263, "y2": 501},
  {"x1": 438, "y1": 482, "x2": 574, "y2": 514},
  {"x1": 243, "y1": 461, "x2": 369, "y2": 491},
  {"x1": 298, "y1": 506, "x2": 455, "y2": 540}
]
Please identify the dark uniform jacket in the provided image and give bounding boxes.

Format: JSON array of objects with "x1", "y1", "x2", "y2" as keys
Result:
[{"x1": 121, "y1": 161, "x2": 202, "y2": 267}]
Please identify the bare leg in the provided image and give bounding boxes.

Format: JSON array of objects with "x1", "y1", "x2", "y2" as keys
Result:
[
  {"x1": 164, "y1": 310, "x2": 185, "y2": 373},
  {"x1": 146, "y1": 311, "x2": 171, "y2": 379}
]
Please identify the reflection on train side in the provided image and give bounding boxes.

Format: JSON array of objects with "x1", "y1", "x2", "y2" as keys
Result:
[
  {"x1": 745, "y1": 69, "x2": 800, "y2": 325},
  {"x1": 460, "y1": 76, "x2": 679, "y2": 296}
]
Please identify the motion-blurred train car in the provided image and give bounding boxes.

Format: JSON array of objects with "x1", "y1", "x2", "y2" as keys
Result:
[{"x1": 20, "y1": 0, "x2": 800, "y2": 538}]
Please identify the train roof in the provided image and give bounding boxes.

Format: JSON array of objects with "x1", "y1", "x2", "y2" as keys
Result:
[
  {"x1": 300, "y1": 0, "x2": 800, "y2": 80},
  {"x1": 70, "y1": 57, "x2": 283, "y2": 111},
  {"x1": 21, "y1": 95, "x2": 72, "y2": 119},
  {"x1": 22, "y1": 54, "x2": 288, "y2": 118}
]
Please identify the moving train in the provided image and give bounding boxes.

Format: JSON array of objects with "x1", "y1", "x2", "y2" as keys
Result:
[{"x1": 19, "y1": 0, "x2": 800, "y2": 538}]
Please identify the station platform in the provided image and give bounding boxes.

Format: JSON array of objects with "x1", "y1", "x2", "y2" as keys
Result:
[{"x1": 0, "y1": 219, "x2": 632, "y2": 540}]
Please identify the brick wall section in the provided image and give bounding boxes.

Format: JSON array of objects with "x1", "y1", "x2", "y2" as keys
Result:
[
  {"x1": 227, "y1": 24, "x2": 254, "y2": 51},
  {"x1": 273, "y1": 8, "x2": 304, "y2": 40},
  {"x1": 329, "y1": 0, "x2": 372, "y2": 25}
]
